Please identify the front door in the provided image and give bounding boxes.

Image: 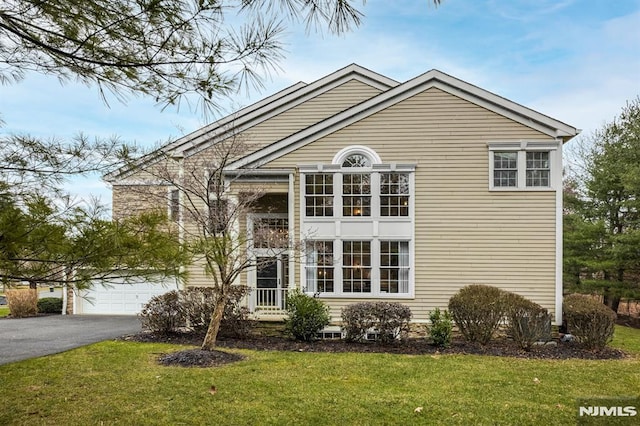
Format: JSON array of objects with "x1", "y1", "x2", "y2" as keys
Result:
[{"x1": 256, "y1": 255, "x2": 288, "y2": 309}]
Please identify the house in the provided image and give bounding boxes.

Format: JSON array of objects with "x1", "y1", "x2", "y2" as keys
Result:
[{"x1": 76, "y1": 64, "x2": 578, "y2": 325}]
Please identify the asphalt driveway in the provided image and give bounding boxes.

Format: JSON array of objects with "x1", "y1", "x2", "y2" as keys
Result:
[{"x1": 0, "y1": 315, "x2": 142, "y2": 365}]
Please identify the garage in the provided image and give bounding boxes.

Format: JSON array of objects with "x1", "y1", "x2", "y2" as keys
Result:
[{"x1": 76, "y1": 277, "x2": 180, "y2": 315}]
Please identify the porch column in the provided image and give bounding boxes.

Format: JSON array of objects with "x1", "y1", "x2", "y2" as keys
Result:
[{"x1": 288, "y1": 172, "x2": 295, "y2": 290}]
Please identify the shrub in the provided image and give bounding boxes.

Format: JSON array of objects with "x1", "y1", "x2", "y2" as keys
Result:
[
  {"x1": 6, "y1": 289, "x2": 38, "y2": 318},
  {"x1": 448, "y1": 284, "x2": 508, "y2": 345},
  {"x1": 180, "y1": 287, "x2": 217, "y2": 332},
  {"x1": 563, "y1": 293, "x2": 616, "y2": 350},
  {"x1": 503, "y1": 292, "x2": 551, "y2": 350},
  {"x1": 428, "y1": 308, "x2": 453, "y2": 348},
  {"x1": 341, "y1": 302, "x2": 412, "y2": 344},
  {"x1": 284, "y1": 289, "x2": 330, "y2": 342},
  {"x1": 219, "y1": 286, "x2": 255, "y2": 339},
  {"x1": 37, "y1": 297, "x2": 63, "y2": 314},
  {"x1": 372, "y1": 302, "x2": 412, "y2": 344},
  {"x1": 341, "y1": 302, "x2": 377, "y2": 342},
  {"x1": 139, "y1": 291, "x2": 184, "y2": 334}
]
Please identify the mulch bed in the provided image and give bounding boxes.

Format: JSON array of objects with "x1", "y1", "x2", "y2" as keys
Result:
[{"x1": 124, "y1": 331, "x2": 629, "y2": 368}]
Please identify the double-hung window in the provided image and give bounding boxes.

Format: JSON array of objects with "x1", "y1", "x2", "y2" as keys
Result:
[
  {"x1": 380, "y1": 241, "x2": 410, "y2": 294},
  {"x1": 489, "y1": 142, "x2": 558, "y2": 190},
  {"x1": 305, "y1": 240, "x2": 334, "y2": 293},
  {"x1": 343, "y1": 173, "x2": 371, "y2": 217},
  {"x1": 380, "y1": 173, "x2": 410, "y2": 216},
  {"x1": 342, "y1": 241, "x2": 371, "y2": 293},
  {"x1": 305, "y1": 174, "x2": 333, "y2": 216}
]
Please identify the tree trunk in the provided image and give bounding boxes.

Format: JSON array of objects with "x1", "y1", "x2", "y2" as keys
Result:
[
  {"x1": 603, "y1": 292, "x2": 621, "y2": 313},
  {"x1": 201, "y1": 298, "x2": 226, "y2": 351}
]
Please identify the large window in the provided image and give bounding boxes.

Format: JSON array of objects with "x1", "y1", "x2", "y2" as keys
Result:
[
  {"x1": 342, "y1": 241, "x2": 371, "y2": 293},
  {"x1": 380, "y1": 241, "x2": 409, "y2": 293},
  {"x1": 380, "y1": 173, "x2": 410, "y2": 216},
  {"x1": 305, "y1": 174, "x2": 333, "y2": 216},
  {"x1": 343, "y1": 174, "x2": 371, "y2": 216},
  {"x1": 305, "y1": 241, "x2": 334, "y2": 293}
]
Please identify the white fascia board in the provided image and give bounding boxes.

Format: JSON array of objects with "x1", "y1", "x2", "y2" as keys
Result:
[
  {"x1": 107, "y1": 65, "x2": 399, "y2": 181},
  {"x1": 230, "y1": 70, "x2": 579, "y2": 170},
  {"x1": 180, "y1": 66, "x2": 399, "y2": 159},
  {"x1": 103, "y1": 81, "x2": 308, "y2": 182}
]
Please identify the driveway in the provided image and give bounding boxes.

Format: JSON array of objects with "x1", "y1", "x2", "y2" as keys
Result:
[{"x1": 0, "y1": 315, "x2": 142, "y2": 365}]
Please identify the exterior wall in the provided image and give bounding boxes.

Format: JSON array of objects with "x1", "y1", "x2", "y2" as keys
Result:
[
  {"x1": 265, "y1": 87, "x2": 558, "y2": 322},
  {"x1": 193, "y1": 79, "x2": 383, "y2": 160},
  {"x1": 112, "y1": 185, "x2": 169, "y2": 219}
]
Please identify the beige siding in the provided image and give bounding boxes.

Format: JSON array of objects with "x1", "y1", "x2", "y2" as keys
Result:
[
  {"x1": 112, "y1": 185, "x2": 169, "y2": 219},
  {"x1": 266, "y1": 87, "x2": 558, "y2": 322},
  {"x1": 193, "y1": 79, "x2": 383, "y2": 160}
]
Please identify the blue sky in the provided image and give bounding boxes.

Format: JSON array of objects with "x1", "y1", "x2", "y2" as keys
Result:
[{"x1": 1, "y1": 0, "x2": 639, "y2": 209}]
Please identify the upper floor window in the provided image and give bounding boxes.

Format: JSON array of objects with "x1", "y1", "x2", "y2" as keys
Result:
[
  {"x1": 342, "y1": 154, "x2": 371, "y2": 168},
  {"x1": 488, "y1": 142, "x2": 559, "y2": 190},
  {"x1": 169, "y1": 189, "x2": 180, "y2": 221},
  {"x1": 302, "y1": 145, "x2": 414, "y2": 219},
  {"x1": 305, "y1": 173, "x2": 333, "y2": 217},
  {"x1": 380, "y1": 173, "x2": 410, "y2": 216},
  {"x1": 343, "y1": 173, "x2": 371, "y2": 216},
  {"x1": 526, "y1": 151, "x2": 550, "y2": 187},
  {"x1": 493, "y1": 152, "x2": 518, "y2": 187}
]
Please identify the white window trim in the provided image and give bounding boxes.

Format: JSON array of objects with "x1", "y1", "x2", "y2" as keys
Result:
[
  {"x1": 303, "y1": 238, "x2": 414, "y2": 299},
  {"x1": 488, "y1": 140, "x2": 560, "y2": 191},
  {"x1": 299, "y1": 146, "x2": 415, "y2": 299}
]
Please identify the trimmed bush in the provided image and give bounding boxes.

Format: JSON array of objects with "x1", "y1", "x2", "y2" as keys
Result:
[
  {"x1": 285, "y1": 289, "x2": 330, "y2": 342},
  {"x1": 563, "y1": 294, "x2": 616, "y2": 350},
  {"x1": 372, "y1": 302, "x2": 412, "y2": 344},
  {"x1": 341, "y1": 302, "x2": 377, "y2": 342},
  {"x1": 341, "y1": 301, "x2": 412, "y2": 344},
  {"x1": 6, "y1": 289, "x2": 38, "y2": 318},
  {"x1": 139, "y1": 291, "x2": 184, "y2": 334},
  {"x1": 428, "y1": 308, "x2": 453, "y2": 348},
  {"x1": 180, "y1": 287, "x2": 217, "y2": 332},
  {"x1": 37, "y1": 297, "x2": 63, "y2": 314},
  {"x1": 448, "y1": 284, "x2": 508, "y2": 345},
  {"x1": 504, "y1": 293, "x2": 551, "y2": 350}
]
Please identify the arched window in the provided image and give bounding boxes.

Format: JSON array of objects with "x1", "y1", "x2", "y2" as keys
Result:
[
  {"x1": 342, "y1": 154, "x2": 371, "y2": 168},
  {"x1": 332, "y1": 145, "x2": 381, "y2": 167}
]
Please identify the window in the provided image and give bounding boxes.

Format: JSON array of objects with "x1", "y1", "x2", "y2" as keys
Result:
[
  {"x1": 526, "y1": 151, "x2": 550, "y2": 187},
  {"x1": 489, "y1": 144, "x2": 556, "y2": 190},
  {"x1": 380, "y1": 241, "x2": 409, "y2": 293},
  {"x1": 305, "y1": 241, "x2": 334, "y2": 293},
  {"x1": 493, "y1": 152, "x2": 518, "y2": 187},
  {"x1": 380, "y1": 173, "x2": 410, "y2": 216},
  {"x1": 253, "y1": 217, "x2": 288, "y2": 248},
  {"x1": 343, "y1": 174, "x2": 371, "y2": 216},
  {"x1": 342, "y1": 154, "x2": 371, "y2": 168},
  {"x1": 305, "y1": 174, "x2": 333, "y2": 216},
  {"x1": 342, "y1": 241, "x2": 371, "y2": 293},
  {"x1": 208, "y1": 199, "x2": 229, "y2": 234},
  {"x1": 169, "y1": 189, "x2": 179, "y2": 221}
]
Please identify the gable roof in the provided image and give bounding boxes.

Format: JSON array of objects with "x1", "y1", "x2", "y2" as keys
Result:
[
  {"x1": 228, "y1": 69, "x2": 580, "y2": 170},
  {"x1": 105, "y1": 64, "x2": 398, "y2": 182}
]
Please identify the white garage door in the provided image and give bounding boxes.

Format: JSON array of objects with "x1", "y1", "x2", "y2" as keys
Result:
[{"x1": 78, "y1": 277, "x2": 178, "y2": 315}]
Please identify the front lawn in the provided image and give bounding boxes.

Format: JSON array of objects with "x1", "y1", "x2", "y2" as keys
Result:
[
  {"x1": 0, "y1": 326, "x2": 638, "y2": 425},
  {"x1": 0, "y1": 306, "x2": 9, "y2": 318}
]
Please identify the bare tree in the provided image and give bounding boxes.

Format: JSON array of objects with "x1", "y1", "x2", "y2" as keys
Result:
[{"x1": 121, "y1": 130, "x2": 294, "y2": 350}]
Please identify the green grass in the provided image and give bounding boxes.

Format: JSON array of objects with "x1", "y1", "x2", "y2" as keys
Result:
[
  {"x1": 0, "y1": 327, "x2": 638, "y2": 425},
  {"x1": 0, "y1": 305, "x2": 9, "y2": 318}
]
